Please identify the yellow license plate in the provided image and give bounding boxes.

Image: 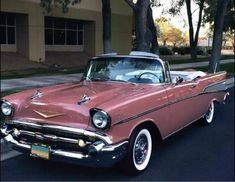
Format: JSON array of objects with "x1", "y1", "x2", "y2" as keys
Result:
[{"x1": 31, "y1": 144, "x2": 50, "y2": 159}]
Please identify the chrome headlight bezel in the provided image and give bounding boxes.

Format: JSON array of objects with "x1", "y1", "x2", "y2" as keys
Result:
[
  {"x1": 0, "y1": 100, "x2": 14, "y2": 117},
  {"x1": 90, "y1": 108, "x2": 111, "y2": 130}
]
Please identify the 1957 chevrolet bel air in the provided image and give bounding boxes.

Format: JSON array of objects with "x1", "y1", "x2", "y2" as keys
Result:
[{"x1": 1, "y1": 51, "x2": 229, "y2": 174}]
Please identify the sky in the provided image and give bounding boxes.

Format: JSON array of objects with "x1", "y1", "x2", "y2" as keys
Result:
[{"x1": 152, "y1": 0, "x2": 209, "y2": 37}]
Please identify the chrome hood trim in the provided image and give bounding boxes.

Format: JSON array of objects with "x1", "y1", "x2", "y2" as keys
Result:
[{"x1": 6, "y1": 120, "x2": 112, "y2": 144}]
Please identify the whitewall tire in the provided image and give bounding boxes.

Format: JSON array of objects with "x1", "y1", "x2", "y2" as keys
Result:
[
  {"x1": 120, "y1": 127, "x2": 153, "y2": 174},
  {"x1": 202, "y1": 101, "x2": 215, "y2": 124},
  {"x1": 132, "y1": 129, "x2": 152, "y2": 171}
]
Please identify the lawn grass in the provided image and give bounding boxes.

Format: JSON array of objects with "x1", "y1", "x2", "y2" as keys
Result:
[
  {"x1": 168, "y1": 55, "x2": 234, "y2": 64},
  {"x1": 1, "y1": 89, "x2": 26, "y2": 97},
  {"x1": 196, "y1": 62, "x2": 234, "y2": 77},
  {"x1": 1, "y1": 67, "x2": 85, "y2": 80}
]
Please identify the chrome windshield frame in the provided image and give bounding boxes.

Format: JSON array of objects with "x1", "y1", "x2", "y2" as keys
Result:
[{"x1": 82, "y1": 55, "x2": 168, "y2": 84}]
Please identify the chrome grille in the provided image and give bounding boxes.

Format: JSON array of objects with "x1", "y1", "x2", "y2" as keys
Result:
[{"x1": 4, "y1": 122, "x2": 99, "y2": 153}]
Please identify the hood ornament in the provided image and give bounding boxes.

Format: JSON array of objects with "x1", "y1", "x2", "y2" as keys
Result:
[
  {"x1": 31, "y1": 89, "x2": 43, "y2": 100},
  {"x1": 78, "y1": 95, "x2": 90, "y2": 105}
]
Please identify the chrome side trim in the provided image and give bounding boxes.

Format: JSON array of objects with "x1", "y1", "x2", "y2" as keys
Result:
[
  {"x1": 163, "y1": 114, "x2": 205, "y2": 139},
  {"x1": 6, "y1": 120, "x2": 112, "y2": 144},
  {"x1": 203, "y1": 80, "x2": 227, "y2": 93}
]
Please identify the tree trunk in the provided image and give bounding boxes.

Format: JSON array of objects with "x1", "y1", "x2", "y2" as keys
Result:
[
  {"x1": 147, "y1": 5, "x2": 159, "y2": 54},
  {"x1": 163, "y1": 40, "x2": 166, "y2": 46},
  {"x1": 208, "y1": 0, "x2": 230, "y2": 73},
  {"x1": 185, "y1": 0, "x2": 196, "y2": 60},
  {"x1": 194, "y1": 0, "x2": 204, "y2": 46},
  {"x1": 191, "y1": 43, "x2": 197, "y2": 60},
  {"x1": 102, "y1": 0, "x2": 112, "y2": 53},
  {"x1": 134, "y1": 0, "x2": 150, "y2": 52}
]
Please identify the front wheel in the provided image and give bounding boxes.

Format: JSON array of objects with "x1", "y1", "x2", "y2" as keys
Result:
[
  {"x1": 201, "y1": 101, "x2": 215, "y2": 125},
  {"x1": 120, "y1": 127, "x2": 152, "y2": 174}
]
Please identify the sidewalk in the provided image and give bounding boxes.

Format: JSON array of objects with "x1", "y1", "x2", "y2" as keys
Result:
[
  {"x1": 170, "y1": 59, "x2": 234, "y2": 69},
  {"x1": 1, "y1": 73, "x2": 83, "y2": 92},
  {"x1": 1, "y1": 59, "x2": 234, "y2": 92}
]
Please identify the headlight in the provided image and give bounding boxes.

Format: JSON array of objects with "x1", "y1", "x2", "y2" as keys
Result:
[
  {"x1": 90, "y1": 109, "x2": 111, "y2": 129},
  {"x1": 1, "y1": 100, "x2": 13, "y2": 116}
]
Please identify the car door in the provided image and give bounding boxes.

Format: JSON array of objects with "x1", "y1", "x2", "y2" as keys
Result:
[{"x1": 162, "y1": 80, "x2": 201, "y2": 137}]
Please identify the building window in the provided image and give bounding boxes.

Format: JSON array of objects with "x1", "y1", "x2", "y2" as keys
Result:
[
  {"x1": 0, "y1": 12, "x2": 16, "y2": 44},
  {"x1": 45, "y1": 17, "x2": 84, "y2": 45}
]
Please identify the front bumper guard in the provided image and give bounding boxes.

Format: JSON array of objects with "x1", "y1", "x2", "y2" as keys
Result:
[{"x1": 2, "y1": 133, "x2": 128, "y2": 168}]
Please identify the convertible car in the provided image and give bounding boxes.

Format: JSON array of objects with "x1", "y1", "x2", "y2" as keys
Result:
[{"x1": 1, "y1": 51, "x2": 229, "y2": 173}]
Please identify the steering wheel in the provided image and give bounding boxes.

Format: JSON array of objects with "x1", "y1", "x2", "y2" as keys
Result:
[{"x1": 137, "y1": 72, "x2": 161, "y2": 83}]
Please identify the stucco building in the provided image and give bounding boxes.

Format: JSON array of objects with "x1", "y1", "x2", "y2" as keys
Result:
[{"x1": 0, "y1": 0, "x2": 133, "y2": 70}]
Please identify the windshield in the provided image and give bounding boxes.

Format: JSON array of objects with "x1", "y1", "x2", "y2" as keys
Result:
[{"x1": 83, "y1": 57, "x2": 165, "y2": 84}]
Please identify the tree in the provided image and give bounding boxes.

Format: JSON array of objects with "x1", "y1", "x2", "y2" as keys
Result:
[
  {"x1": 185, "y1": 0, "x2": 205, "y2": 60},
  {"x1": 125, "y1": 0, "x2": 159, "y2": 53},
  {"x1": 147, "y1": 5, "x2": 159, "y2": 53},
  {"x1": 156, "y1": 17, "x2": 185, "y2": 46},
  {"x1": 167, "y1": 27, "x2": 184, "y2": 46},
  {"x1": 40, "y1": 0, "x2": 112, "y2": 54},
  {"x1": 125, "y1": 0, "x2": 151, "y2": 52},
  {"x1": 168, "y1": 0, "x2": 205, "y2": 59},
  {"x1": 208, "y1": 0, "x2": 231, "y2": 73},
  {"x1": 102, "y1": 0, "x2": 112, "y2": 53},
  {"x1": 156, "y1": 17, "x2": 172, "y2": 46},
  {"x1": 204, "y1": 0, "x2": 234, "y2": 33}
]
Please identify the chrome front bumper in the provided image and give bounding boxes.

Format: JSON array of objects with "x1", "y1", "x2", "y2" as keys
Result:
[{"x1": 1, "y1": 121, "x2": 129, "y2": 167}]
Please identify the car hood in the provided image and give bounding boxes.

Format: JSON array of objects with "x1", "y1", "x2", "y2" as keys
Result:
[{"x1": 5, "y1": 81, "x2": 166, "y2": 129}]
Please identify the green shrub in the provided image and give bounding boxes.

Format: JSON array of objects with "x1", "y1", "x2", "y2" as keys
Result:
[
  {"x1": 177, "y1": 46, "x2": 191, "y2": 55},
  {"x1": 159, "y1": 46, "x2": 173, "y2": 55},
  {"x1": 197, "y1": 47, "x2": 206, "y2": 55},
  {"x1": 207, "y1": 49, "x2": 212, "y2": 54},
  {"x1": 177, "y1": 46, "x2": 207, "y2": 55},
  {"x1": 172, "y1": 46, "x2": 179, "y2": 53}
]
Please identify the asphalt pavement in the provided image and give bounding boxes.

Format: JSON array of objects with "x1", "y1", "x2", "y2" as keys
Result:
[{"x1": 1, "y1": 87, "x2": 234, "y2": 181}]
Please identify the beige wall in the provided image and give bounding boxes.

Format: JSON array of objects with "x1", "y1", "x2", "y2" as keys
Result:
[
  {"x1": 1, "y1": 0, "x2": 133, "y2": 62},
  {"x1": 1, "y1": 45, "x2": 17, "y2": 52}
]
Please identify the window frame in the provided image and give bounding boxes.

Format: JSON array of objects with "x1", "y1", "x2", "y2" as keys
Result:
[
  {"x1": 0, "y1": 13, "x2": 16, "y2": 45},
  {"x1": 44, "y1": 16, "x2": 84, "y2": 46}
]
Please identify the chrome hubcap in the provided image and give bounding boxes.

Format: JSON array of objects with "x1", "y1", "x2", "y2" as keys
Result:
[
  {"x1": 134, "y1": 134, "x2": 148, "y2": 165},
  {"x1": 205, "y1": 103, "x2": 214, "y2": 122}
]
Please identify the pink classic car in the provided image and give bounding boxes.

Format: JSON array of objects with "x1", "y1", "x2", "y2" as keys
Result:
[{"x1": 1, "y1": 52, "x2": 229, "y2": 174}]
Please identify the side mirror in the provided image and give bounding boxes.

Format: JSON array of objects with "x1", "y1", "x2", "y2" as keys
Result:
[{"x1": 175, "y1": 76, "x2": 183, "y2": 85}]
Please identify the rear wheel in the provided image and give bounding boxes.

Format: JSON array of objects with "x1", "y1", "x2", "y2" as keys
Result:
[
  {"x1": 201, "y1": 101, "x2": 215, "y2": 125},
  {"x1": 120, "y1": 127, "x2": 152, "y2": 174}
]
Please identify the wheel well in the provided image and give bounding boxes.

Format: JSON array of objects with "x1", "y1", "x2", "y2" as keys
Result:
[
  {"x1": 213, "y1": 99, "x2": 220, "y2": 104},
  {"x1": 134, "y1": 121, "x2": 162, "y2": 145}
]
